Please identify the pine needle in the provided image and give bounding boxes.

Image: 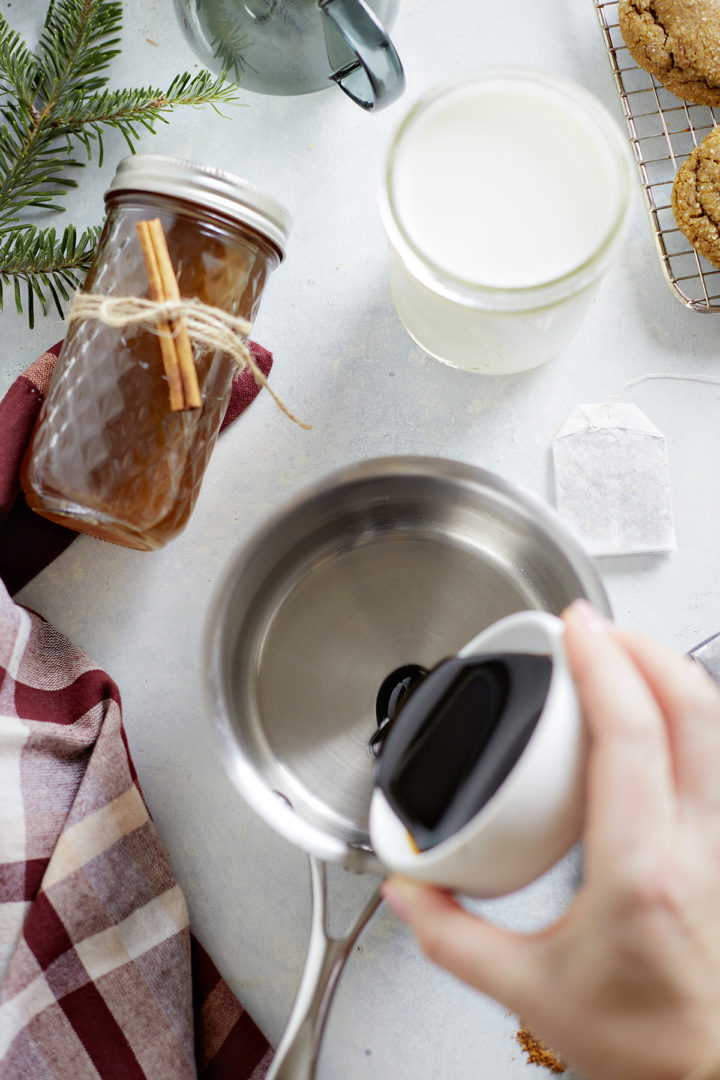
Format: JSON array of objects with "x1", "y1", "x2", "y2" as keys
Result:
[{"x1": 0, "y1": 0, "x2": 240, "y2": 329}]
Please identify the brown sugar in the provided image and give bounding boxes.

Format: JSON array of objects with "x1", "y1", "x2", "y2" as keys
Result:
[{"x1": 516, "y1": 1027, "x2": 566, "y2": 1074}]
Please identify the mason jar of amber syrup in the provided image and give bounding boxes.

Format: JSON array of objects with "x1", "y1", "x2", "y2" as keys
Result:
[{"x1": 21, "y1": 154, "x2": 290, "y2": 550}]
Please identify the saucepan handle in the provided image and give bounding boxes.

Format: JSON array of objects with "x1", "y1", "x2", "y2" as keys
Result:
[
  {"x1": 319, "y1": 0, "x2": 404, "y2": 111},
  {"x1": 266, "y1": 855, "x2": 382, "y2": 1080}
]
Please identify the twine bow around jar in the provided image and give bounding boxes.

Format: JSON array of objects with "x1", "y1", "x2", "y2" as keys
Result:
[
  {"x1": 67, "y1": 292, "x2": 309, "y2": 428},
  {"x1": 68, "y1": 216, "x2": 309, "y2": 428}
]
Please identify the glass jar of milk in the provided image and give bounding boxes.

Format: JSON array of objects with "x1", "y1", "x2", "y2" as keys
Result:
[{"x1": 379, "y1": 69, "x2": 633, "y2": 374}]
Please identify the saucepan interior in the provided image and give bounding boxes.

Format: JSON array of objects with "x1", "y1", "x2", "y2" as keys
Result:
[{"x1": 204, "y1": 456, "x2": 609, "y2": 868}]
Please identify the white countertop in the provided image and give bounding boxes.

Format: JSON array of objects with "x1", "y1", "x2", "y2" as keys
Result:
[{"x1": 4, "y1": 0, "x2": 720, "y2": 1076}]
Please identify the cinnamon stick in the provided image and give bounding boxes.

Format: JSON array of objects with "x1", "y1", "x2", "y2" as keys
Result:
[
  {"x1": 136, "y1": 220, "x2": 184, "y2": 411},
  {"x1": 146, "y1": 218, "x2": 202, "y2": 410},
  {"x1": 135, "y1": 218, "x2": 202, "y2": 411}
]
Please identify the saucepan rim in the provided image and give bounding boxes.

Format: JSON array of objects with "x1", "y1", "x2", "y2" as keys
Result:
[{"x1": 202, "y1": 454, "x2": 610, "y2": 870}]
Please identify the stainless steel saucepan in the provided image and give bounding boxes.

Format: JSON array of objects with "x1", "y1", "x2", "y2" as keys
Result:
[{"x1": 203, "y1": 456, "x2": 610, "y2": 1080}]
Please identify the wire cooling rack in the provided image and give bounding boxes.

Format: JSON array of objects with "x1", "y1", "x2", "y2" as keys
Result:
[{"x1": 595, "y1": 0, "x2": 720, "y2": 311}]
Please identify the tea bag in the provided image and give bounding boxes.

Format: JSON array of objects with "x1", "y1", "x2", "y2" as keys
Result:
[{"x1": 552, "y1": 402, "x2": 676, "y2": 557}]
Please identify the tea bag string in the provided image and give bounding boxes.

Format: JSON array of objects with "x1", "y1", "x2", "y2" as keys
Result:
[
  {"x1": 576, "y1": 372, "x2": 720, "y2": 431},
  {"x1": 609, "y1": 371, "x2": 720, "y2": 401},
  {"x1": 67, "y1": 292, "x2": 312, "y2": 429}
]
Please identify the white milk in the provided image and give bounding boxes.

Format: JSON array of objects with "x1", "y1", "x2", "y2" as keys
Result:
[{"x1": 380, "y1": 71, "x2": 632, "y2": 374}]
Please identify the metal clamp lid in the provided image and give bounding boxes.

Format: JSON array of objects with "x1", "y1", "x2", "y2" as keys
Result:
[{"x1": 107, "y1": 154, "x2": 292, "y2": 259}]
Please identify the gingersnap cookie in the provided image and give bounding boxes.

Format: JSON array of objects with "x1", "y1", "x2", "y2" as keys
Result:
[
  {"x1": 672, "y1": 126, "x2": 720, "y2": 268},
  {"x1": 618, "y1": 0, "x2": 720, "y2": 106}
]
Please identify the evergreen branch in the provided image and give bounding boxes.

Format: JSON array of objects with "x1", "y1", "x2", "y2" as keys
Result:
[
  {"x1": 0, "y1": 121, "x2": 84, "y2": 219},
  {"x1": 0, "y1": 0, "x2": 121, "y2": 217},
  {"x1": 0, "y1": 18, "x2": 40, "y2": 110},
  {"x1": 0, "y1": 0, "x2": 241, "y2": 329},
  {"x1": 158, "y1": 70, "x2": 241, "y2": 110},
  {"x1": 36, "y1": 0, "x2": 122, "y2": 104},
  {"x1": 0, "y1": 223, "x2": 100, "y2": 327},
  {"x1": 46, "y1": 72, "x2": 240, "y2": 167},
  {"x1": 52, "y1": 72, "x2": 240, "y2": 134}
]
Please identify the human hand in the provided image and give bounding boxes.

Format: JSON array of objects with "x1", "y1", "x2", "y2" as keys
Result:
[{"x1": 381, "y1": 599, "x2": 720, "y2": 1080}]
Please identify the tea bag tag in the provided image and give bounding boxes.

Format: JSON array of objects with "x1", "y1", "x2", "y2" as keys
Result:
[{"x1": 552, "y1": 402, "x2": 676, "y2": 557}]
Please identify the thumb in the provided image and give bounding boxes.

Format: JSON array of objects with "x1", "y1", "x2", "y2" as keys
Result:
[{"x1": 382, "y1": 875, "x2": 540, "y2": 1012}]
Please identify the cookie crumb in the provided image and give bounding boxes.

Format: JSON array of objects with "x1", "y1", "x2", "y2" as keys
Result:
[{"x1": 516, "y1": 1027, "x2": 566, "y2": 1073}]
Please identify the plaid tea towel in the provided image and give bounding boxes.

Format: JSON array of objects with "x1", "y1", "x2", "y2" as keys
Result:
[{"x1": 0, "y1": 346, "x2": 274, "y2": 1078}]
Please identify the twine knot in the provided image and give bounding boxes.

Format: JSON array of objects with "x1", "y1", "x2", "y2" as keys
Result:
[{"x1": 67, "y1": 293, "x2": 310, "y2": 429}]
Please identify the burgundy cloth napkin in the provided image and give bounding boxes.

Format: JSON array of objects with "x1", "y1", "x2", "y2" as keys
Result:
[
  {"x1": 0, "y1": 341, "x2": 273, "y2": 596},
  {"x1": 0, "y1": 345, "x2": 274, "y2": 1078}
]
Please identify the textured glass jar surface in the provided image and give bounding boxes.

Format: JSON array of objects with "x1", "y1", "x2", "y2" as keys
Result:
[
  {"x1": 21, "y1": 191, "x2": 281, "y2": 549},
  {"x1": 387, "y1": 249, "x2": 600, "y2": 375}
]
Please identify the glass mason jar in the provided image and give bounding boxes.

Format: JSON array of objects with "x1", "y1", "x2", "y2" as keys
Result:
[
  {"x1": 378, "y1": 70, "x2": 633, "y2": 375},
  {"x1": 22, "y1": 155, "x2": 290, "y2": 550}
]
